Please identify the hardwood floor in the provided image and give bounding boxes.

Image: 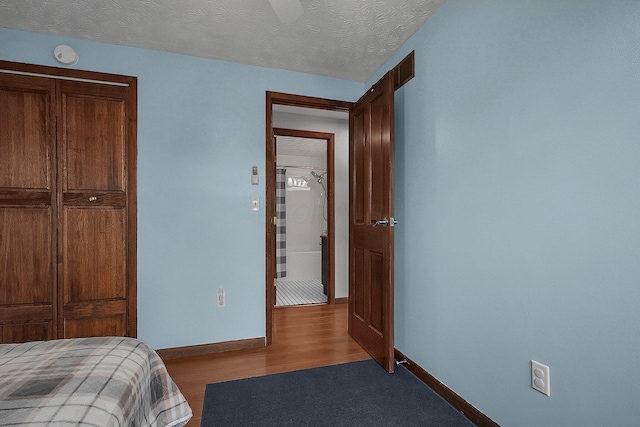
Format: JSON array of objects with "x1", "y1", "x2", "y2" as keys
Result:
[{"x1": 164, "y1": 303, "x2": 370, "y2": 426}]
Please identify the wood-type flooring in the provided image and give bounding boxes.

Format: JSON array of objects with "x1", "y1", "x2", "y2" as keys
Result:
[{"x1": 163, "y1": 303, "x2": 370, "y2": 426}]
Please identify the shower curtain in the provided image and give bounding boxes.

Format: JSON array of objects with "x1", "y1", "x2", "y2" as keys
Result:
[{"x1": 276, "y1": 168, "x2": 287, "y2": 278}]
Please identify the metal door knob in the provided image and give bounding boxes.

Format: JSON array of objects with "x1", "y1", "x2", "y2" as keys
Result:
[{"x1": 373, "y1": 218, "x2": 389, "y2": 227}]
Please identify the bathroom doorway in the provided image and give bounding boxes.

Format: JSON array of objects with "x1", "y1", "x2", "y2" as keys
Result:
[
  {"x1": 265, "y1": 92, "x2": 351, "y2": 345},
  {"x1": 274, "y1": 129, "x2": 334, "y2": 307}
]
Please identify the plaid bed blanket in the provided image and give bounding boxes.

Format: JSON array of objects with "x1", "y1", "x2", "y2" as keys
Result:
[{"x1": 0, "y1": 337, "x2": 192, "y2": 426}]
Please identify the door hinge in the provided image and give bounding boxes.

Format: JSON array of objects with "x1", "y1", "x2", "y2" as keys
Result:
[{"x1": 273, "y1": 278, "x2": 277, "y2": 287}]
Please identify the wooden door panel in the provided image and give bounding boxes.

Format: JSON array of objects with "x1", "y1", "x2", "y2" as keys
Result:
[
  {"x1": 352, "y1": 108, "x2": 367, "y2": 224},
  {"x1": 0, "y1": 76, "x2": 53, "y2": 190},
  {"x1": 0, "y1": 306, "x2": 54, "y2": 343},
  {"x1": 0, "y1": 207, "x2": 55, "y2": 343},
  {"x1": 351, "y1": 245, "x2": 386, "y2": 334},
  {"x1": 2, "y1": 322, "x2": 52, "y2": 343},
  {"x1": 369, "y1": 251, "x2": 384, "y2": 332},
  {"x1": 0, "y1": 208, "x2": 53, "y2": 304},
  {"x1": 0, "y1": 71, "x2": 56, "y2": 345},
  {"x1": 349, "y1": 71, "x2": 394, "y2": 372},
  {"x1": 369, "y1": 92, "x2": 389, "y2": 221},
  {"x1": 60, "y1": 83, "x2": 127, "y2": 192},
  {"x1": 63, "y1": 285, "x2": 127, "y2": 338},
  {"x1": 353, "y1": 247, "x2": 366, "y2": 319},
  {"x1": 63, "y1": 208, "x2": 126, "y2": 302},
  {"x1": 64, "y1": 316, "x2": 125, "y2": 338}
]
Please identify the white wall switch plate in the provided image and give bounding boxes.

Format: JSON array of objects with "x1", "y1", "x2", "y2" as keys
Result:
[
  {"x1": 250, "y1": 196, "x2": 259, "y2": 211},
  {"x1": 216, "y1": 287, "x2": 225, "y2": 308}
]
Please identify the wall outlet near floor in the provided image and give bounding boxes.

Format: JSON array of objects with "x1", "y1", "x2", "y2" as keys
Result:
[
  {"x1": 531, "y1": 360, "x2": 551, "y2": 396},
  {"x1": 216, "y1": 287, "x2": 225, "y2": 308}
]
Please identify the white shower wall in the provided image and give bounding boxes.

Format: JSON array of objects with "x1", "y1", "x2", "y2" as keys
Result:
[
  {"x1": 284, "y1": 251, "x2": 321, "y2": 281},
  {"x1": 278, "y1": 155, "x2": 326, "y2": 281}
]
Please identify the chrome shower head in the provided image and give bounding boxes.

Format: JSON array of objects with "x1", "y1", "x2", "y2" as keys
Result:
[{"x1": 311, "y1": 171, "x2": 323, "y2": 183}]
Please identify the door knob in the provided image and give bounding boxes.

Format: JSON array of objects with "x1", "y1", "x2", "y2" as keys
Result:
[{"x1": 373, "y1": 218, "x2": 389, "y2": 227}]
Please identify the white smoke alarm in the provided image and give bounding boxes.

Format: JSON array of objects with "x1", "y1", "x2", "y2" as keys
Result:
[{"x1": 54, "y1": 45, "x2": 79, "y2": 66}]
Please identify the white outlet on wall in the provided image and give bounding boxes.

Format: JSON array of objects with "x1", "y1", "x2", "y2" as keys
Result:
[
  {"x1": 216, "y1": 287, "x2": 225, "y2": 308},
  {"x1": 531, "y1": 360, "x2": 551, "y2": 396}
]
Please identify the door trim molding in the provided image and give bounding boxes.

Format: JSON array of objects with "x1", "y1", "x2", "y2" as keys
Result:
[
  {"x1": 273, "y1": 127, "x2": 336, "y2": 305},
  {"x1": 0, "y1": 60, "x2": 135, "y2": 86}
]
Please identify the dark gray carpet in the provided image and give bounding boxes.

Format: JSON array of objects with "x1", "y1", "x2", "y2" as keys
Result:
[{"x1": 201, "y1": 359, "x2": 474, "y2": 426}]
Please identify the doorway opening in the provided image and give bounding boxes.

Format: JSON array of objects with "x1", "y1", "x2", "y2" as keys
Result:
[
  {"x1": 266, "y1": 92, "x2": 352, "y2": 345},
  {"x1": 274, "y1": 129, "x2": 334, "y2": 307},
  {"x1": 267, "y1": 57, "x2": 408, "y2": 367}
]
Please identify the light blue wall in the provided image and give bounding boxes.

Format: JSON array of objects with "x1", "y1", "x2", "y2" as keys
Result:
[
  {"x1": 0, "y1": 27, "x2": 364, "y2": 350},
  {"x1": 4, "y1": 1, "x2": 640, "y2": 423},
  {"x1": 370, "y1": 0, "x2": 640, "y2": 425}
]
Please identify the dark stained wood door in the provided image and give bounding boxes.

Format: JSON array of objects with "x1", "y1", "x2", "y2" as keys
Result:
[
  {"x1": 58, "y1": 80, "x2": 134, "y2": 338},
  {"x1": 0, "y1": 73, "x2": 57, "y2": 343},
  {"x1": 0, "y1": 61, "x2": 137, "y2": 343},
  {"x1": 348, "y1": 71, "x2": 395, "y2": 372}
]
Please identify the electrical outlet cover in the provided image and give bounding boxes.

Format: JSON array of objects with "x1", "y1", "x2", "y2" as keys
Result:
[{"x1": 531, "y1": 360, "x2": 551, "y2": 396}]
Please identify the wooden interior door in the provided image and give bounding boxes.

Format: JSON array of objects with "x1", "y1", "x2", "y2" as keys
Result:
[
  {"x1": 348, "y1": 71, "x2": 395, "y2": 372},
  {"x1": 0, "y1": 73, "x2": 57, "y2": 343},
  {"x1": 59, "y1": 80, "x2": 134, "y2": 338}
]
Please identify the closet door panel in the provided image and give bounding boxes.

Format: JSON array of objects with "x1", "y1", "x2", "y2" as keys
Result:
[
  {"x1": 61, "y1": 207, "x2": 127, "y2": 338},
  {"x1": 64, "y1": 315, "x2": 126, "y2": 338},
  {"x1": 0, "y1": 208, "x2": 53, "y2": 303},
  {"x1": 2, "y1": 322, "x2": 51, "y2": 344},
  {"x1": 62, "y1": 208, "x2": 126, "y2": 301},
  {"x1": 0, "y1": 73, "x2": 56, "y2": 344},
  {"x1": 0, "y1": 76, "x2": 52, "y2": 189},
  {"x1": 61, "y1": 90, "x2": 126, "y2": 192},
  {"x1": 58, "y1": 79, "x2": 132, "y2": 339}
]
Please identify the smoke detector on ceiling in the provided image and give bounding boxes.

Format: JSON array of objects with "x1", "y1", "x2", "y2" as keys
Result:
[
  {"x1": 268, "y1": 0, "x2": 304, "y2": 23},
  {"x1": 54, "y1": 45, "x2": 79, "y2": 66}
]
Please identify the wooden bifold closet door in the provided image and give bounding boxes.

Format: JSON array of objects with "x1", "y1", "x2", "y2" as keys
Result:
[{"x1": 0, "y1": 61, "x2": 137, "y2": 344}]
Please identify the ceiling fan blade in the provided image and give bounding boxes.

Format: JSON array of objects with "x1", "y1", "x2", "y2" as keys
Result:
[{"x1": 268, "y1": 0, "x2": 304, "y2": 23}]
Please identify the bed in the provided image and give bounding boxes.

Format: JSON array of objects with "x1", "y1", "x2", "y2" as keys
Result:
[{"x1": 0, "y1": 336, "x2": 192, "y2": 426}]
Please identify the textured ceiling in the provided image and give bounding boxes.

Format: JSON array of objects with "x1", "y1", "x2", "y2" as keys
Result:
[{"x1": 0, "y1": 0, "x2": 445, "y2": 82}]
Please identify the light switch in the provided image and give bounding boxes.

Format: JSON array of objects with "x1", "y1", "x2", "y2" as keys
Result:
[{"x1": 251, "y1": 196, "x2": 259, "y2": 211}]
